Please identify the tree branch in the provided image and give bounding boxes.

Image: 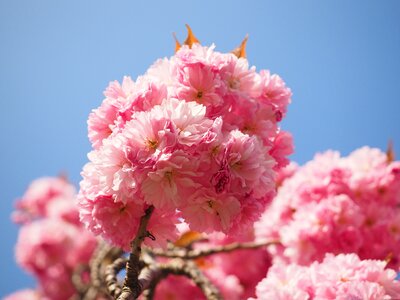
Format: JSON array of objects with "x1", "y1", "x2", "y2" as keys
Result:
[
  {"x1": 158, "y1": 259, "x2": 222, "y2": 300},
  {"x1": 150, "y1": 240, "x2": 279, "y2": 259},
  {"x1": 117, "y1": 206, "x2": 155, "y2": 300},
  {"x1": 105, "y1": 257, "x2": 127, "y2": 298}
]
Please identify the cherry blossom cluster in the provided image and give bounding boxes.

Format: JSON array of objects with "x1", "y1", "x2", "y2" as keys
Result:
[
  {"x1": 251, "y1": 253, "x2": 400, "y2": 300},
  {"x1": 10, "y1": 177, "x2": 97, "y2": 300},
  {"x1": 256, "y1": 147, "x2": 400, "y2": 267},
  {"x1": 79, "y1": 42, "x2": 292, "y2": 249}
]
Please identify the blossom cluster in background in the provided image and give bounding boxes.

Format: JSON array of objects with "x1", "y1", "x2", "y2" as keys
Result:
[
  {"x1": 256, "y1": 147, "x2": 400, "y2": 267},
  {"x1": 9, "y1": 177, "x2": 97, "y2": 300},
  {"x1": 251, "y1": 253, "x2": 400, "y2": 300},
  {"x1": 79, "y1": 42, "x2": 293, "y2": 249}
]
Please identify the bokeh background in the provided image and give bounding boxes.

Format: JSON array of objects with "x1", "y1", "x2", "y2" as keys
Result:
[{"x1": 1, "y1": 0, "x2": 399, "y2": 296}]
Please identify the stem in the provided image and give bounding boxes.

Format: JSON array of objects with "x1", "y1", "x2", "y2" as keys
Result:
[
  {"x1": 139, "y1": 259, "x2": 222, "y2": 300},
  {"x1": 158, "y1": 259, "x2": 222, "y2": 300},
  {"x1": 151, "y1": 240, "x2": 279, "y2": 259},
  {"x1": 105, "y1": 257, "x2": 127, "y2": 298},
  {"x1": 117, "y1": 206, "x2": 155, "y2": 300}
]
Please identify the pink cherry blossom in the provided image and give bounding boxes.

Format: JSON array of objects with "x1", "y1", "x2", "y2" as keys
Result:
[
  {"x1": 15, "y1": 218, "x2": 97, "y2": 300},
  {"x1": 258, "y1": 70, "x2": 292, "y2": 117},
  {"x1": 141, "y1": 151, "x2": 202, "y2": 209},
  {"x1": 251, "y1": 253, "x2": 400, "y2": 300},
  {"x1": 220, "y1": 130, "x2": 276, "y2": 198},
  {"x1": 181, "y1": 188, "x2": 241, "y2": 234},
  {"x1": 176, "y1": 64, "x2": 224, "y2": 110},
  {"x1": 256, "y1": 147, "x2": 400, "y2": 267},
  {"x1": 80, "y1": 42, "x2": 292, "y2": 246},
  {"x1": 12, "y1": 176, "x2": 76, "y2": 224}
]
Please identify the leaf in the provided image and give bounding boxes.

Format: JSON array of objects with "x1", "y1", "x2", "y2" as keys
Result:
[
  {"x1": 183, "y1": 24, "x2": 200, "y2": 48},
  {"x1": 173, "y1": 32, "x2": 181, "y2": 53},
  {"x1": 231, "y1": 34, "x2": 249, "y2": 58},
  {"x1": 386, "y1": 140, "x2": 395, "y2": 163},
  {"x1": 174, "y1": 230, "x2": 204, "y2": 247}
]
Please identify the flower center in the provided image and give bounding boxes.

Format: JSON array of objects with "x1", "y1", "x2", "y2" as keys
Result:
[{"x1": 146, "y1": 139, "x2": 158, "y2": 150}]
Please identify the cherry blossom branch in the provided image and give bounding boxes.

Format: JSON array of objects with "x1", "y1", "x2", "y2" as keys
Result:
[
  {"x1": 105, "y1": 257, "x2": 127, "y2": 298},
  {"x1": 150, "y1": 240, "x2": 279, "y2": 259},
  {"x1": 91, "y1": 240, "x2": 123, "y2": 289},
  {"x1": 158, "y1": 259, "x2": 222, "y2": 300},
  {"x1": 117, "y1": 205, "x2": 155, "y2": 300},
  {"x1": 71, "y1": 264, "x2": 90, "y2": 295},
  {"x1": 139, "y1": 258, "x2": 221, "y2": 300}
]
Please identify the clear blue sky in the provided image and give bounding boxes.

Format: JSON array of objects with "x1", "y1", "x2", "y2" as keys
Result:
[{"x1": 1, "y1": 0, "x2": 399, "y2": 297}]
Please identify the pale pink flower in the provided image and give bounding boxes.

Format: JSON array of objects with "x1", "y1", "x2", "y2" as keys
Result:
[{"x1": 12, "y1": 177, "x2": 76, "y2": 224}]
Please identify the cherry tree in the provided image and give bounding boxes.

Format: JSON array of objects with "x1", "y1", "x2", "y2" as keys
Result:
[{"x1": 6, "y1": 26, "x2": 400, "y2": 300}]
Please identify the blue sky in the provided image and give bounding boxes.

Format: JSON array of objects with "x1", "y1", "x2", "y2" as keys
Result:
[{"x1": 1, "y1": 0, "x2": 399, "y2": 297}]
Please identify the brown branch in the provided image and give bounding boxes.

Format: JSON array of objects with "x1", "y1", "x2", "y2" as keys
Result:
[
  {"x1": 71, "y1": 264, "x2": 90, "y2": 294},
  {"x1": 117, "y1": 206, "x2": 155, "y2": 300},
  {"x1": 81, "y1": 239, "x2": 124, "y2": 300},
  {"x1": 138, "y1": 258, "x2": 222, "y2": 300},
  {"x1": 105, "y1": 257, "x2": 127, "y2": 298},
  {"x1": 158, "y1": 259, "x2": 222, "y2": 300},
  {"x1": 150, "y1": 240, "x2": 279, "y2": 259}
]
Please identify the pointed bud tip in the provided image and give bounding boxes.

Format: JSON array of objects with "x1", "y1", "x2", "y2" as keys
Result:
[
  {"x1": 173, "y1": 32, "x2": 181, "y2": 53},
  {"x1": 184, "y1": 24, "x2": 200, "y2": 48},
  {"x1": 232, "y1": 34, "x2": 249, "y2": 58},
  {"x1": 174, "y1": 230, "x2": 204, "y2": 247},
  {"x1": 386, "y1": 140, "x2": 395, "y2": 163}
]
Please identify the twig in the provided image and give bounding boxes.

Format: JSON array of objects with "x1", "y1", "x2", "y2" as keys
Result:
[
  {"x1": 105, "y1": 257, "x2": 127, "y2": 298},
  {"x1": 71, "y1": 264, "x2": 90, "y2": 294},
  {"x1": 150, "y1": 240, "x2": 279, "y2": 259},
  {"x1": 117, "y1": 206, "x2": 155, "y2": 300},
  {"x1": 158, "y1": 259, "x2": 222, "y2": 300},
  {"x1": 139, "y1": 258, "x2": 222, "y2": 300}
]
